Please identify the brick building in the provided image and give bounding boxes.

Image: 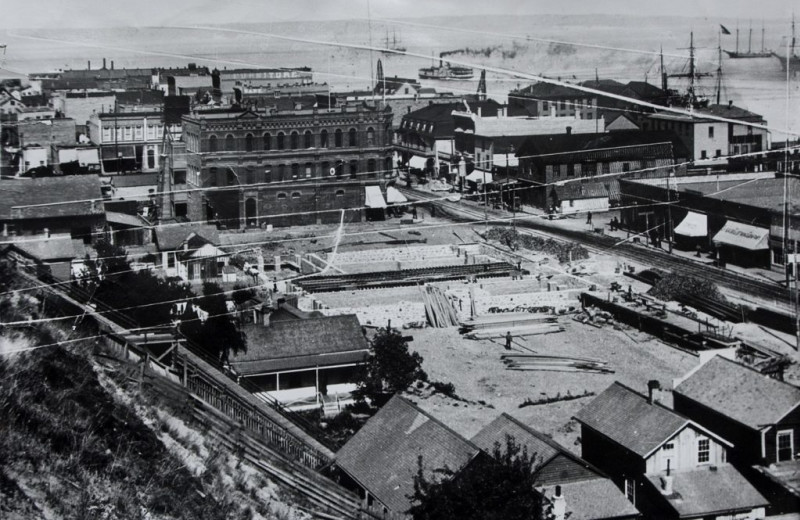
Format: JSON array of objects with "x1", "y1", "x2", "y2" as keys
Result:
[
  {"x1": 88, "y1": 111, "x2": 180, "y2": 174},
  {"x1": 172, "y1": 102, "x2": 393, "y2": 228}
]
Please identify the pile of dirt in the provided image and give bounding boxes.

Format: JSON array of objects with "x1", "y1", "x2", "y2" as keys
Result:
[
  {"x1": 648, "y1": 272, "x2": 727, "y2": 303},
  {"x1": 485, "y1": 228, "x2": 589, "y2": 263}
]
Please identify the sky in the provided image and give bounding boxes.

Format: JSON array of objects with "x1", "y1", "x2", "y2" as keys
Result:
[{"x1": 0, "y1": 0, "x2": 796, "y2": 30}]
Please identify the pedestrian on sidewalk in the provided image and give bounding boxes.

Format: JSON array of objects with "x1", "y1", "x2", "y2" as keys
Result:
[
  {"x1": 586, "y1": 211, "x2": 593, "y2": 226},
  {"x1": 505, "y1": 331, "x2": 512, "y2": 350}
]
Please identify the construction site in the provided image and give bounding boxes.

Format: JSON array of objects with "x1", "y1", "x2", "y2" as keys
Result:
[{"x1": 251, "y1": 211, "x2": 800, "y2": 451}]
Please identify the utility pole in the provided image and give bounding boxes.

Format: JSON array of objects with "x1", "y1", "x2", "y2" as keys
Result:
[{"x1": 665, "y1": 170, "x2": 674, "y2": 254}]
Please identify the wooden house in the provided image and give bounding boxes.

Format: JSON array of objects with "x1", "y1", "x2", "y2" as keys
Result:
[
  {"x1": 334, "y1": 395, "x2": 482, "y2": 519},
  {"x1": 228, "y1": 314, "x2": 369, "y2": 411},
  {"x1": 153, "y1": 224, "x2": 228, "y2": 281},
  {"x1": 575, "y1": 382, "x2": 768, "y2": 520},
  {"x1": 471, "y1": 413, "x2": 640, "y2": 520}
]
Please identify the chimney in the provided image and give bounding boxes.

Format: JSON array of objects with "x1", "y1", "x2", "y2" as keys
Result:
[
  {"x1": 647, "y1": 380, "x2": 661, "y2": 404},
  {"x1": 88, "y1": 60, "x2": 91, "y2": 70},
  {"x1": 111, "y1": 60, "x2": 114, "y2": 70},
  {"x1": 728, "y1": 100, "x2": 733, "y2": 108},
  {"x1": 551, "y1": 485, "x2": 566, "y2": 520},
  {"x1": 566, "y1": 126, "x2": 572, "y2": 135},
  {"x1": 103, "y1": 58, "x2": 107, "y2": 70}
]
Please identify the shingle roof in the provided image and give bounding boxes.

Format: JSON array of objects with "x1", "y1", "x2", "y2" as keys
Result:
[
  {"x1": 0, "y1": 176, "x2": 104, "y2": 221},
  {"x1": 230, "y1": 314, "x2": 369, "y2": 375},
  {"x1": 675, "y1": 356, "x2": 800, "y2": 430},
  {"x1": 153, "y1": 224, "x2": 219, "y2": 251},
  {"x1": 335, "y1": 395, "x2": 480, "y2": 514},
  {"x1": 471, "y1": 413, "x2": 603, "y2": 485},
  {"x1": 645, "y1": 465, "x2": 768, "y2": 517},
  {"x1": 701, "y1": 104, "x2": 765, "y2": 122},
  {"x1": 9, "y1": 236, "x2": 78, "y2": 261},
  {"x1": 540, "y1": 479, "x2": 640, "y2": 520},
  {"x1": 574, "y1": 382, "x2": 689, "y2": 458}
]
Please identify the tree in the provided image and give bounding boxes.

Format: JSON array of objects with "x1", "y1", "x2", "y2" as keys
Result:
[
  {"x1": 180, "y1": 282, "x2": 246, "y2": 363},
  {"x1": 408, "y1": 436, "x2": 544, "y2": 520},
  {"x1": 354, "y1": 327, "x2": 427, "y2": 407}
]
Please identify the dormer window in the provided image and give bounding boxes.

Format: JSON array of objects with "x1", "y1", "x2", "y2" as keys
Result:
[{"x1": 697, "y1": 438, "x2": 710, "y2": 464}]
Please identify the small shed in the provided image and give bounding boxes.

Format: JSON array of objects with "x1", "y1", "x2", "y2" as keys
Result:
[{"x1": 551, "y1": 182, "x2": 609, "y2": 215}]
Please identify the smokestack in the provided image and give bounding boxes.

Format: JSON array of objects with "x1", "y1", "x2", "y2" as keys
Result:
[
  {"x1": 111, "y1": 60, "x2": 114, "y2": 70},
  {"x1": 647, "y1": 380, "x2": 661, "y2": 404},
  {"x1": 88, "y1": 60, "x2": 91, "y2": 70},
  {"x1": 660, "y1": 460, "x2": 674, "y2": 495},
  {"x1": 103, "y1": 58, "x2": 107, "y2": 70},
  {"x1": 552, "y1": 485, "x2": 566, "y2": 520}
]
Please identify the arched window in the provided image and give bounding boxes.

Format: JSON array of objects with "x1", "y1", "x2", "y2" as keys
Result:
[
  {"x1": 225, "y1": 134, "x2": 235, "y2": 151},
  {"x1": 290, "y1": 131, "x2": 299, "y2": 150},
  {"x1": 208, "y1": 135, "x2": 217, "y2": 152},
  {"x1": 366, "y1": 127, "x2": 375, "y2": 145},
  {"x1": 304, "y1": 162, "x2": 313, "y2": 178},
  {"x1": 291, "y1": 192, "x2": 301, "y2": 199},
  {"x1": 304, "y1": 130, "x2": 313, "y2": 148},
  {"x1": 263, "y1": 132, "x2": 271, "y2": 150},
  {"x1": 367, "y1": 158, "x2": 376, "y2": 177},
  {"x1": 245, "y1": 133, "x2": 254, "y2": 152},
  {"x1": 348, "y1": 128, "x2": 357, "y2": 147},
  {"x1": 277, "y1": 192, "x2": 287, "y2": 201},
  {"x1": 291, "y1": 163, "x2": 299, "y2": 179},
  {"x1": 320, "y1": 129, "x2": 329, "y2": 148},
  {"x1": 277, "y1": 164, "x2": 286, "y2": 181},
  {"x1": 349, "y1": 160, "x2": 358, "y2": 178},
  {"x1": 334, "y1": 129, "x2": 343, "y2": 148},
  {"x1": 277, "y1": 132, "x2": 285, "y2": 150},
  {"x1": 335, "y1": 189, "x2": 345, "y2": 197}
]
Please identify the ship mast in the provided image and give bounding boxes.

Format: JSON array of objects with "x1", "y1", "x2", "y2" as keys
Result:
[{"x1": 716, "y1": 31, "x2": 723, "y2": 105}]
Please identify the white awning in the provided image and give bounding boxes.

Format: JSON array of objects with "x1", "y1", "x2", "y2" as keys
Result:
[
  {"x1": 408, "y1": 155, "x2": 428, "y2": 169},
  {"x1": 674, "y1": 211, "x2": 707, "y2": 237},
  {"x1": 365, "y1": 186, "x2": 387, "y2": 208},
  {"x1": 465, "y1": 170, "x2": 493, "y2": 183},
  {"x1": 713, "y1": 221, "x2": 769, "y2": 250},
  {"x1": 386, "y1": 186, "x2": 408, "y2": 204}
]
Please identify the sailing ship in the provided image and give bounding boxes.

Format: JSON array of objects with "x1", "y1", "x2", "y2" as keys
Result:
[
  {"x1": 418, "y1": 53, "x2": 474, "y2": 80},
  {"x1": 381, "y1": 29, "x2": 406, "y2": 54},
  {"x1": 773, "y1": 15, "x2": 800, "y2": 74},
  {"x1": 666, "y1": 32, "x2": 713, "y2": 108},
  {"x1": 724, "y1": 22, "x2": 772, "y2": 58}
]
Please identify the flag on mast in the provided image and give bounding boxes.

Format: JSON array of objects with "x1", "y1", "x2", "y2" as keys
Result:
[{"x1": 720, "y1": 24, "x2": 731, "y2": 35}]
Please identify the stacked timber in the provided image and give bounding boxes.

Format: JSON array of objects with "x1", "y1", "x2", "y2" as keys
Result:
[
  {"x1": 420, "y1": 285, "x2": 460, "y2": 328},
  {"x1": 502, "y1": 354, "x2": 613, "y2": 374},
  {"x1": 459, "y1": 312, "x2": 564, "y2": 339}
]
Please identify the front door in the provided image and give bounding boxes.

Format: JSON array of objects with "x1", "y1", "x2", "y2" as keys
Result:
[{"x1": 778, "y1": 430, "x2": 794, "y2": 462}]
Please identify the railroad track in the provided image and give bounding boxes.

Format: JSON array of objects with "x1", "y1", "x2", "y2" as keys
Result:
[{"x1": 402, "y1": 188, "x2": 794, "y2": 311}]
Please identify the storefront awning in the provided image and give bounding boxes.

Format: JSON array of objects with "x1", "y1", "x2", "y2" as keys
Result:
[
  {"x1": 712, "y1": 220, "x2": 769, "y2": 250},
  {"x1": 386, "y1": 186, "x2": 408, "y2": 204},
  {"x1": 407, "y1": 155, "x2": 428, "y2": 169},
  {"x1": 674, "y1": 211, "x2": 708, "y2": 238},
  {"x1": 365, "y1": 186, "x2": 387, "y2": 208},
  {"x1": 465, "y1": 170, "x2": 492, "y2": 183}
]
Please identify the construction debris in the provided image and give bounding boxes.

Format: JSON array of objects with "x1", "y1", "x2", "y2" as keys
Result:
[
  {"x1": 459, "y1": 312, "x2": 564, "y2": 339},
  {"x1": 420, "y1": 285, "x2": 460, "y2": 328}
]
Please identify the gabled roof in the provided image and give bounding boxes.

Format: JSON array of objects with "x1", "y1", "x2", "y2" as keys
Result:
[
  {"x1": 8, "y1": 235, "x2": 80, "y2": 261},
  {"x1": 335, "y1": 395, "x2": 480, "y2": 513},
  {"x1": 701, "y1": 103, "x2": 765, "y2": 122},
  {"x1": 675, "y1": 356, "x2": 800, "y2": 430},
  {"x1": 540, "y1": 479, "x2": 640, "y2": 520},
  {"x1": 553, "y1": 182, "x2": 609, "y2": 201},
  {"x1": 471, "y1": 413, "x2": 603, "y2": 485},
  {"x1": 574, "y1": 382, "x2": 729, "y2": 458},
  {"x1": 230, "y1": 314, "x2": 369, "y2": 375},
  {"x1": 625, "y1": 81, "x2": 667, "y2": 101},
  {"x1": 645, "y1": 465, "x2": 768, "y2": 517},
  {"x1": 153, "y1": 223, "x2": 219, "y2": 251},
  {"x1": 0, "y1": 176, "x2": 104, "y2": 221}
]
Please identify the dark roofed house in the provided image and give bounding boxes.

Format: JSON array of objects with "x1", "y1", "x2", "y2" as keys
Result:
[
  {"x1": 472, "y1": 413, "x2": 639, "y2": 520},
  {"x1": 575, "y1": 381, "x2": 768, "y2": 520},
  {"x1": 550, "y1": 181, "x2": 610, "y2": 215},
  {"x1": 0, "y1": 175, "x2": 105, "y2": 241},
  {"x1": 3, "y1": 235, "x2": 86, "y2": 281},
  {"x1": 153, "y1": 223, "x2": 227, "y2": 281},
  {"x1": 230, "y1": 314, "x2": 369, "y2": 412},
  {"x1": 335, "y1": 395, "x2": 481, "y2": 517},
  {"x1": 674, "y1": 356, "x2": 800, "y2": 510}
]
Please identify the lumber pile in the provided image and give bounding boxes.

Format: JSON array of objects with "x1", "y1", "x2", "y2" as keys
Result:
[
  {"x1": 464, "y1": 324, "x2": 564, "y2": 340},
  {"x1": 459, "y1": 312, "x2": 564, "y2": 339},
  {"x1": 420, "y1": 285, "x2": 460, "y2": 328},
  {"x1": 502, "y1": 354, "x2": 614, "y2": 374}
]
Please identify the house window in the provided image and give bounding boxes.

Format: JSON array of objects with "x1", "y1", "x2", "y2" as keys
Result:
[
  {"x1": 246, "y1": 166, "x2": 255, "y2": 184},
  {"x1": 708, "y1": 126, "x2": 714, "y2": 138},
  {"x1": 291, "y1": 192, "x2": 301, "y2": 199},
  {"x1": 245, "y1": 133, "x2": 254, "y2": 152},
  {"x1": 366, "y1": 127, "x2": 375, "y2": 145},
  {"x1": 277, "y1": 192, "x2": 287, "y2": 201},
  {"x1": 367, "y1": 158, "x2": 377, "y2": 177},
  {"x1": 208, "y1": 135, "x2": 218, "y2": 152},
  {"x1": 335, "y1": 189, "x2": 344, "y2": 197},
  {"x1": 322, "y1": 161, "x2": 331, "y2": 176},
  {"x1": 320, "y1": 129, "x2": 329, "y2": 148},
  {"x1": 174, "y1": 169, "x2": 186, "y2": 184},
  {"x1": 291, "y1": 163, "x2": 299, "y2": 179},
  {"x1": 209, "y1": 167, "x2": 218, "y2": 187},
  {"x1": 664, "y1": 442, "x2": 674, "y2": 451},
  {"x1": 290, "y1": 131, "x2": 299, "y2": 149},
  {"x1": 700, "y1": 150, "x2": 707, "y2": 159},
  {"x1": 174, "y1": 202, "x2": 187, "y2": 218},
  {"x1": 778, "y1": 430, "x2": 794, "y2": 462},
  {"x1": 697, "y1": 438, "x2": 710, "y2": 464},
  {"x1": 305, "y1": 162, "x2": 313, "y2": 178},
  {"x1": 349, "y1": 160, "x2": 358, "y2": 178},
  {"x1": 622, "y1": 163, "x2": 631, "y2": 173},
  {"x1": 263, "y1": 132, "x2": 271, "y2": 150},
  {"x1": 134, "y1": 125, "x2": 143, "y2": 140},
  {"x1": 567, "y1": 164, "x2": 575, "y2": 176},
  {"x1": 624, "y1": 478, "x2": 636, "y2": 504},
  {"x1": 147, "y1": 149, "x2": 155, "y2": 169},
  {"x1": 715, "y1": 149, "x2": 721, "y2": 158},
  {"x1": 277, "y1": 164, "x2": 286, "y2": 181},
  {"x1": 304, "y1": 130, "x2": 313, "y2": 148},
  {"x1": 277, "y1": 132, "x2": 285, "y2": 150}
]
